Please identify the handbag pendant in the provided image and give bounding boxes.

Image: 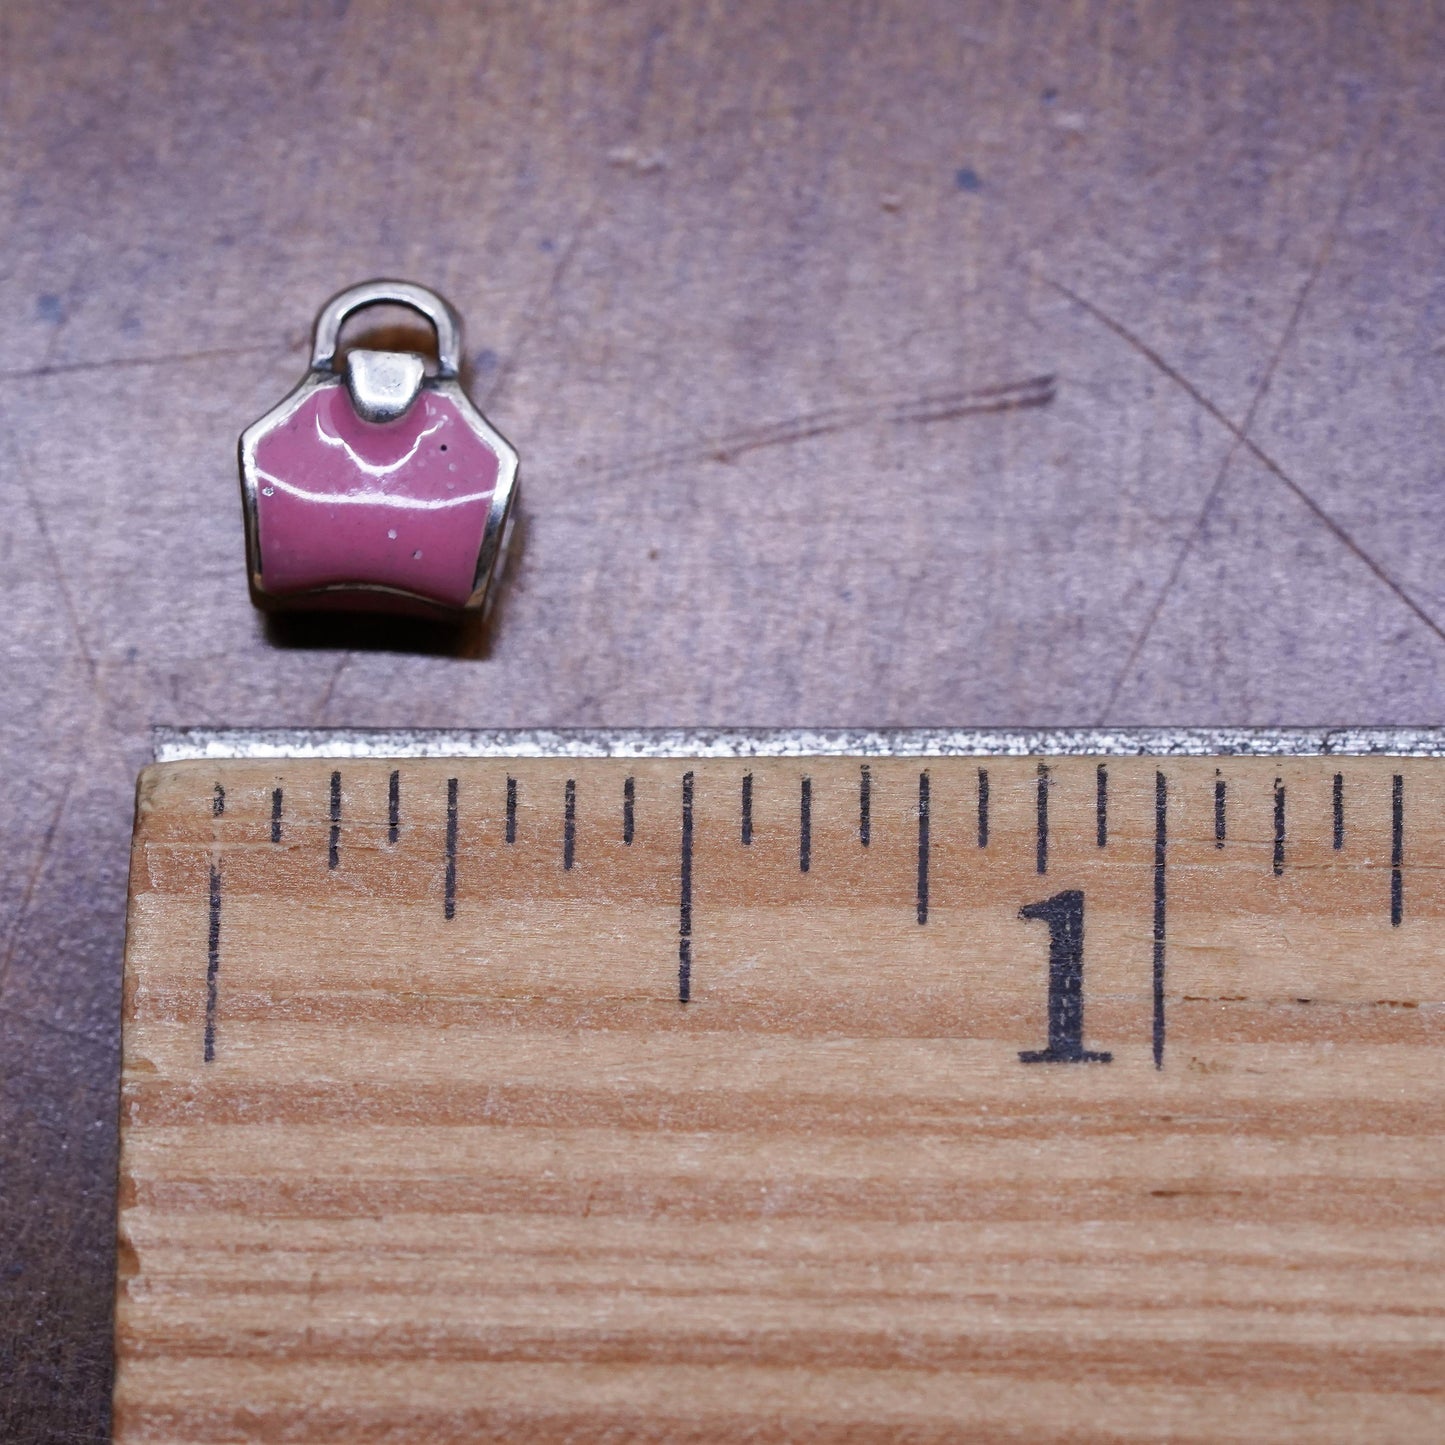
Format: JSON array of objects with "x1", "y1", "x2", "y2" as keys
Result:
[{"x1": 239, "y1": 280, "x2": 519, "y2": 618}]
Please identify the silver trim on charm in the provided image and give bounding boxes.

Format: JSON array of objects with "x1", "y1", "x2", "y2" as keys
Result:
[{"x1": 238, "y1": 279, "x2": 519, "y2": 616}]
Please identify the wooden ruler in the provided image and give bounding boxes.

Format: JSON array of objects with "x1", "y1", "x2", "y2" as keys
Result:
[{"x1": 116, "y1": 739, "x2": 1445, "y2": 1441}]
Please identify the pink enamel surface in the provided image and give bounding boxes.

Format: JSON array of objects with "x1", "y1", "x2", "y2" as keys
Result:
[{"x1": 252, "y1": 385, "x2": 500, "y2": 609}]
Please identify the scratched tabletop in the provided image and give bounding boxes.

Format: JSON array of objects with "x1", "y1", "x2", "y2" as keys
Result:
[{"x1": 2, "y1": 3, "x2": 1444, "y2": 1439}]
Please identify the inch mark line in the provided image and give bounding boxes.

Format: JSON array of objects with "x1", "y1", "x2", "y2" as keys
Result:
[
  {"x1": 444, "y1": 777, "x2": 458, "y2": 920},
  {"x1": 1153, "y1": 770, "x2": 1168, "y2": 1070},
  {"x1": 204, "y1": 862, "x2": 221, "y2": 1063},
  {"x1": 1214, "y1": 771, "x2": 1226, "y2": 848},
  {"x1": 741, "y1": 773, "x2": 753, "y2": 846},
  {"x1": 328, "y1": 770, "x2": 342, "y2": 870},
  {"x1": 564, "y1": 779, "x2": 577, "y2": 870},
  {"x1": 977, "y1": 768, "x2": 989, "y2": 848},
  {"x1": 623, "y1": 776, "x2": 635, "y2": 845},
  {"x1": 1332, "y1": 772, "x2": 1344, "y2": 851},
  {"x1": 916, "y1": 771, "x2": 930, "y2": 925},
  {"x1": 1036, "y1": 763, "x2": 1050, "y2": 875},
  {"x1": 270, "y1": 787, "x2": 283, "y2": 845},
  {"x1": 1096, "y1": 763, "x2": 1108, "y2": 847},
  {"x1": 204, "y1": 778, "x2": 224, "y2": 1063},
  {"x1": 1273, "y1": 779, "x2": 1286, "y2": 877},
  {"x1": 799, "y1": 777, "x2": 812, "y2": 874},
  {"x1": 388, "y1": 769, "x2": 401, "y2": 846},
  {"x1": 679, "y1": 771, "x2": 694, "y2": 1004},
  {"x1": 505, "y1": 776, "x2": 517, "y2": 844},
  {"x1": 1392, "y1": 773, "x2": 1404, "y2": 928},
  {"x1": 859, "y1": 764, "x2": 872, "y2": 847}
]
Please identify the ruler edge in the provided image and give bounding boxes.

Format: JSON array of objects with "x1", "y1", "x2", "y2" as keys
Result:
[{"x1": 153, "y1": 725, "x2": 1445, "y2": 762}]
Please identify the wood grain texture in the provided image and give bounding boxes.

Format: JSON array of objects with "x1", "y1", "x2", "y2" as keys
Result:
[
  {"x1": 4, "y1": 2, "x2": 1445, "y2": 1437},
  {"x1": 116, "y1": 757, "x2": 1445, "y2": 1441}
]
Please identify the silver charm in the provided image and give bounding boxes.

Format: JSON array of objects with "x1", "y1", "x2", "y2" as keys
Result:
[{"x1": 239, "y1": 280, "x2": 518, "y2": 619}]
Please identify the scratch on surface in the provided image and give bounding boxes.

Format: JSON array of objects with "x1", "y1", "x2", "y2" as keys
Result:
[
  {"x1": 0, "y1": 998, "x2": 114, "y2": 1048},
  {"x1": 0, "y1": 338, "x2": 294, "y2": 383},
  {"x1": 481, "y1": 202, "x2": 602, "y2": 413},
  {"x1": 11, "y1": 446, "x2": 105, "y2": 705},
  {"x1": 313, "y1": 653, "x2": 352, "y2": 724},
  {"x1": 1049, "y1": 139, "x2": 1444, "y2": 717},
  {"x1": 0, "y1": 768, "x2": 75, "y2": 1004},
  {"x1": 586, "y1": 374, "x2": 1056, "y2": 485}
]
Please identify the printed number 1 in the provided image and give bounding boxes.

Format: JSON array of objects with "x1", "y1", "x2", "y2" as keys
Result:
[{"x1": 1018, "y1": 889, "x2": 1112, "y2": 1064}]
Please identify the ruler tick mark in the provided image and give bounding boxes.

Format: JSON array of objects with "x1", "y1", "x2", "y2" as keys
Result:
[
  {"x1": 328, "y1": 771, "x2": 341, "y2": 870},
  {"x1": 1333, "y1": 772, "x2": 1344, "y2": 851},
  {"x1": 564, "y1": 779, "x2": 577, "y2": 870},
  {"x1": 679, "y1": 771, "x2": 694, "y2": 1004},
  {"x1": 204, "y1": 862, "x2": 221, "y2": 1063},
  {"x1": 916, "y1": 771, "x2": 930, "y2": 925},
  {"x1": 1214, "y1": 771, "x2": 1226, "y2": 848},
  {"x1": 1273, "y1": 779, "x2": 1286, "y2": 877},
  {"x1": 1153, "y1": 770, "x2": 1168, "y2": 1070},
  {"x1": 212, "y1": 783, "x2": 225, "y2": 817},
  {"x1": 859, "y1": 765, "x2": 871, "y2": 848},
  {"x1": 623, "y1": 776, "x2": 635, "y2": 845},
  {"x1": 1096, "y1": 764, "x2": 1108, "y2": 847},
  {"x1": 388, "y1": 770, "x2": 400, "y2": 845},
  {"x1": 977, "y1": 769, "x2": 989, "y2": 848},
  {"x1": 1036, "y1": 763, "x2": 1050, "y2": 875},
  {"x1": 1392, "y1": 774, "x2": 1403, "y2": 928},
  {"x1": 741, "y1": 773, "x2": 753, "y2": 847},
  {"x1": 799, "y1": 777, "x2": 812, "y2": 873},
  {"x1": 270, "y1": 787, "x2": 282, "y2": 844},
  {"x1": 445, "y1": 778, "x2": 458, "y2": 919},
  {"x1": 505, "y1": 777, "x2": 517, "y2": 844}
]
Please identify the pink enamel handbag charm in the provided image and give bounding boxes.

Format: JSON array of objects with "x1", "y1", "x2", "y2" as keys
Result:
[{"x1": 239, "y1": 280, "x2": 518, "y2": 618}]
